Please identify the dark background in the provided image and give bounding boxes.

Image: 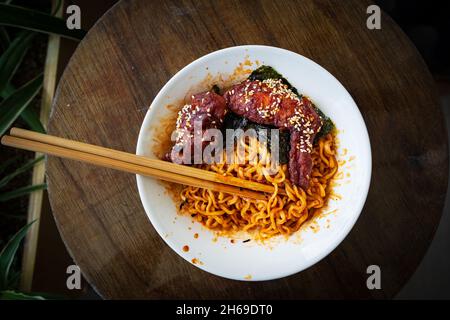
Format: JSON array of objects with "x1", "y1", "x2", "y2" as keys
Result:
[
  {"x1": 376, "y1": 0, "x2": 450, "y2": 299},
  {"x1": 377, "y1": 0, "x2": 450, "y2": 77},
  {"x1": 1, "y1": 0, "x2": 449, "y2": 299}
]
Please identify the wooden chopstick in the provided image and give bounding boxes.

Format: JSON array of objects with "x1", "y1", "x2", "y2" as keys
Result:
[
  {"x1": 1, "y1": 128, "x2": 285, "y2": 200},
  {"x1": 8, "y1": 127, "x2": 284, "y2": 195},
  {"x1": 1, "y1": 135, "x2": 268, "y2": 200}
]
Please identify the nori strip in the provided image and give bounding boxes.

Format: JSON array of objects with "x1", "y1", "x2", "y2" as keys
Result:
[
  {"x1": 248, "y1": 65, "x2": 301, "y2": 97},
  {"x1": 313, "y1": 106, "x2": 334, "y2": 141},
  {"x1": 211, "y1": 84, "x2": 221, "y2": 95},
  {"x1": 222, "y1": 111, "x2": 248, "y2": 130},
  {"x1": 222, "y1": 112, "x2": 290, "y2": 164}
]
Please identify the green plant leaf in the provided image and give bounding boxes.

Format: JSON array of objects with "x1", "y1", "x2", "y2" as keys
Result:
[
  {"x1": 20, "y1": 108, "x2": 46, "y2": 133},
  {"x1": 0, "y1": 27, "x2": 10, "y2": 51},
  {"x1": 0, "y1": 4, "x2": 86, "y2": 40},
  {"x1": 0, "y1": 220, "x2": 35, "y2": 289},
  {"x1": 0, "y1": 155, "x2": 44, "y2": 188},
  {"x1": 0, "y1": 183, "x2": 46, "y2": 202},
  {"x1": 0, "y1": 72, "x2": 43, "y2": 136},
  {"x1": 0, "y1": 82, "x2": 15, "y2": 98},
  {"x1": 0, "y1": 31, "x2": 34, "y2": 93},
  {"x1": 30, "y1": 291, "x2": 66, "y2": 300},
  {"x1": 0, "y1": 82, "x2": 46, "y2": 133},
  {"x1": 52, "y1": 0, "x2": 62, "y2": 16},
  {"x1": 7, "y1": 269, "x2": 20, "y2": 288},
  {"x1": 0, "y1": 290, "x2": 45, "y2": 300}
]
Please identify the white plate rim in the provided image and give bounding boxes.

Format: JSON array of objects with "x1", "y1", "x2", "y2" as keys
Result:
[{"x1": 136, "y1": 45, "x2": 372, "y2": 281}]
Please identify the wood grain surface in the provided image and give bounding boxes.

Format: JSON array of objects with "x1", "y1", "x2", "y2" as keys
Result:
[{"x1": 46, "y1": 0, "x2": 448, "y2": 299}]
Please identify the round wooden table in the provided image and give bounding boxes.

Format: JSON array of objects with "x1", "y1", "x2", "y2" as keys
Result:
[{"x1": 47, "y1": 0, "x2": 448, "y2": 299}]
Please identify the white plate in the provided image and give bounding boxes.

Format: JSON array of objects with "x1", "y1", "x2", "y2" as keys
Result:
[{"x1": 136, "y1": 45, "x2": 371, "y2": 281}]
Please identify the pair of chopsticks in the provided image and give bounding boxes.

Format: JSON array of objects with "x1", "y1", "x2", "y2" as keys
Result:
[{"x1": 1, "y1": 128, "x2": 282, "y2": 200}]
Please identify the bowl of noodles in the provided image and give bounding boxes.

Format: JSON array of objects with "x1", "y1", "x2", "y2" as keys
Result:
[{"x1": 136, "y1": 45, "x2": 371, "y2": 281}]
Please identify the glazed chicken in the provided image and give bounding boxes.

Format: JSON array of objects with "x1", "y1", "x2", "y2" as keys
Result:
[
  {"x1": 169, "y1": 91, "x2": 227, "y2": 164},
  {"x1": 224, "y1": 79, "x2": 322, "y2": 189}
]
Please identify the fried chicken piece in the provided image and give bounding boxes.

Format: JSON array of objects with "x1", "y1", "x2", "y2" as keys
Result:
[
  {"x1": 168, "y1": 91, "x2": 227, "y2": 164},
  {"x1": 224, "y1": 79, "x2": 322, "y2": 189}
]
